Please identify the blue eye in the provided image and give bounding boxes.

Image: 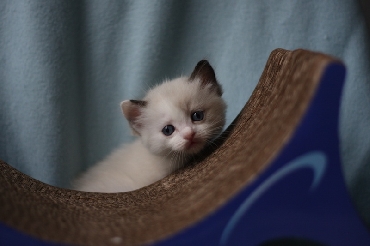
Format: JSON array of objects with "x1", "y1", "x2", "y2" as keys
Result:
[
  {"x1": 162, "y1": 125, "x2": 175, "y2": 136},
  {"x1": 191, "y1": 111, "x2": 204, "y2": 121}
]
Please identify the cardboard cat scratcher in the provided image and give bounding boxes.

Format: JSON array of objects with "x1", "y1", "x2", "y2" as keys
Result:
[{"x1": 1, "y1": 49, "x2": 369, "y2": 246}]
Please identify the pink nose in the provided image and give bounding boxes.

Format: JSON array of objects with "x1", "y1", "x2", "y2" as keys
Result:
[{"x1": 183, "y1": 131, "x2": 195, "y2": 141}]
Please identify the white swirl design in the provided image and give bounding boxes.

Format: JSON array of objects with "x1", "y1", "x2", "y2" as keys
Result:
[{"x1": 220, "y1": 151, "x2": 327, "y2": 245}]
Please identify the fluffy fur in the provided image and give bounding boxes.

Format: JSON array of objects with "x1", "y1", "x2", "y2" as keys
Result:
[{"x1": 73, "y1": 60, "x2": 226, "y2": 192}]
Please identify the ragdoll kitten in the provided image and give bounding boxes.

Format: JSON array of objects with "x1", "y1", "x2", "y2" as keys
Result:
[{"x1": 73, "y1": 60, "x2": 226, "y2": 192}]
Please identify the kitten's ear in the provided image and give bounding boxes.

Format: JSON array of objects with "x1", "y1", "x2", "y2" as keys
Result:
[
  {"x1": 120, "y1": 100, "x2": 147, "y2": 136},
  {"x1": 189, "y1": 60, "x2": 223, "y2": 96}
]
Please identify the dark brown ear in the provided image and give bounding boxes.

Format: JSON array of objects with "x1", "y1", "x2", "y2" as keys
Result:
[
  {"x1": 120, "y1": 100, "x2": 147, "y2": 136},
  {"x1": 189, "y1": 60, "x2": 223, "y2": 96}
]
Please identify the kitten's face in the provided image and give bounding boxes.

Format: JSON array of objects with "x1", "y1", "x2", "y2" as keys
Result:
[
  {"x1": 121, "y1": 60, "x2": 226, "y2": 160},
  {"x1": 140, "y1": 77, "x2": 226, "y2": 156}
]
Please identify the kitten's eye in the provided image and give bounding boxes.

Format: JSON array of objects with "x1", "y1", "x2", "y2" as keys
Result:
[
  {"x1": 191, "y1": 111, "x2": 204, "y2": 121},
  {"x1": 162, "y1": 125, "x2": 175, "y2": 136}
]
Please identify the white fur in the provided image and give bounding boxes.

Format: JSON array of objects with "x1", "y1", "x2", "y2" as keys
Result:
[
  {"x1": 73, "y1": 139, "x2": 170, "y2": 192},
  {"x1": 73, "y1": 76, "x2": 226, "y2": 192}
]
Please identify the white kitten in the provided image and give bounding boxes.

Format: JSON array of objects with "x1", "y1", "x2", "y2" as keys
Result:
[{"x1": 73, "y1": 60, "x2": 227, "y2": 192}]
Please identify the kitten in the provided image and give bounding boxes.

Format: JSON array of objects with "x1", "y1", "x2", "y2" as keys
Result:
[{"x1": 73, "y1": 60, "x2": 227, "y2": 192}]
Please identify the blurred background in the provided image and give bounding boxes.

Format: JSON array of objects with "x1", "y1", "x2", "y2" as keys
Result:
[{"x1": 0, "y1": 0, "x2": 369, "y2": 227}]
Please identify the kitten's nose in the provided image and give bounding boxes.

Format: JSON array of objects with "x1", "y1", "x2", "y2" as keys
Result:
[{"x1": 183, "y1": 131, "x2": 195, "y2": 141}]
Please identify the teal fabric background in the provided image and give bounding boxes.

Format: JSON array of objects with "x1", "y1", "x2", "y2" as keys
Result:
[{"x1": 0, "y1": 1, "x2": 369, "y2": 226}]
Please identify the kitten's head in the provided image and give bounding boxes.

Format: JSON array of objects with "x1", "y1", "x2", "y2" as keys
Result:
[{"x1": 121, "y1": 60, "x2": 226, "y2": 161}]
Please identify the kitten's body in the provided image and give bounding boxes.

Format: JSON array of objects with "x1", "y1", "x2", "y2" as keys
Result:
[
  {"x1": 74, "y1": 139, "x2": 170, "y2": 192},
  {"x1": 74, "y1": 61, "x2": 226, "y2": 192}
]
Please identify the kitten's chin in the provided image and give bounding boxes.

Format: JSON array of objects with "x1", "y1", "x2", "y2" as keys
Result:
[{"x1": 184, "y1": 140, "x2": 205, "y2": 154}]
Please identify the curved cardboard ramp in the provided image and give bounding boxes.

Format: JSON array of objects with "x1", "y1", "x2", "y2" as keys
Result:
[{"x1": 1, "y1": 49, "x2": 369, "y2": 245}]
